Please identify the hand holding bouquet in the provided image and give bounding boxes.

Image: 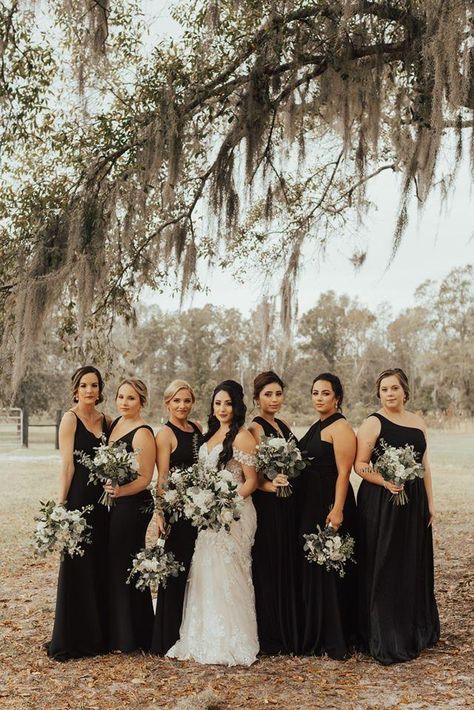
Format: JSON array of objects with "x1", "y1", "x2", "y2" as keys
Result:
[
  {"x1": 33, "y1": 500, "x2": 93, "y2": 559},
  {"x1": 255, "y1": 435, "x2": 307, "y2": 497},
  {"x1": 127, "y1": 538, "x2": 184, "y2": 592},
  {"x1": 375, "y1": 439, "x2": 425, "y2": 505},
  {"x1": 303, "y1": 525, "x2": 356, "y2": 578},
  {"x1": 76, "y1": 435, "x2": 139, "y2": 507}
]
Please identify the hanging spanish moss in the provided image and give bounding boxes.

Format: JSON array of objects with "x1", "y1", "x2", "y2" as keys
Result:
[{"x1": 1, "y1": 0, "x2": 473, "y2": 391}]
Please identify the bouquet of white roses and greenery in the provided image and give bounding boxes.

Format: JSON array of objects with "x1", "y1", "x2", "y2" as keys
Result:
[
  {"x1": 375, "y1": 439, "x2": 425, "y2": 505},
  {"x1": 255, "y1": 435, "x2": 307, "y2": 497},
  {"x1": 127, "y1": 538, "x2": 184, "y2": 592},
  {"x1": 33, "y1": 500, "x2": 93, "y2": 559},
  {"x1": 161, "y1": 464, "x2": 201, "y2": 523},
  {"x1": 303, "y1": 525, "x2": 356, "y2": 578},
  {"x1": 163, "y1": 462, "x2": 244, "y2": 532},
  {"x1": 75, "y1": 435, "x2": 139, "y2": 507}
]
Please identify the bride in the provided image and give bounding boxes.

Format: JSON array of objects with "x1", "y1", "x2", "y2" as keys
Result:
[{"x1": 167, "y1": 380, "x2": 259, "y2": 666}]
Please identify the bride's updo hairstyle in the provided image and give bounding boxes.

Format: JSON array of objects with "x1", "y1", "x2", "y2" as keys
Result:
[{"x1": 205, "y1": 379, "x2": 247, "y2": 469}]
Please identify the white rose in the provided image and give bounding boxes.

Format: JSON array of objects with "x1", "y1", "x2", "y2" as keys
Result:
[
  {"x1": 268, "y1": 438, "x2": 286, "y2": 449},
  {"x1": 191, "y1": 490, "x2": 214, "y2": 510},
  {"x1": 164, "y1": 490, "x2": 178, "y2": 505}
]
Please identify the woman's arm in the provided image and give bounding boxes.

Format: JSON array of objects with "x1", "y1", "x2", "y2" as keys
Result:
[
  {"x1": 155, "y1": 427, "x2": 173, "y2": 535},
  {"x1": 105, "y1": 428, "x2": 156, "y2": 498},
  {"x1": 57, "y1": 412, "x2": 77, "y2": 504},
  {"x1": 234, "y1": 430, "x2": 258, "y2": 499},
  {"x1": 326, "y1": 421, "x2": 356, "y2": 529},
  {"x1": 420, "y1": 422, "x2": 435, "y2": 526},
  {"x1": 355, "y1": 417, "x2": 403, "y2": 494}
]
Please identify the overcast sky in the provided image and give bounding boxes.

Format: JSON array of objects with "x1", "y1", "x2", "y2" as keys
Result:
[{"x1": 142, "y1": 2, "x2": 474, "y2": 318}]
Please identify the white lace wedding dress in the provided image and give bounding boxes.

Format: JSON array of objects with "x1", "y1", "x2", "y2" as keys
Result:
[{"x1": 166, "y1": 443, "x2": 259, "y2": 666}]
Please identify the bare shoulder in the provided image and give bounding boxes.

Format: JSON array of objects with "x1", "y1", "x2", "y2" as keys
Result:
[
  {"x1": 406, "y1": 410, "x2": 427, "y2": 431},
  {"x1": 358, "y1": 415, "x2": 381, "y2": 439},
  {"x1": 234, "y1": 428, "x2": 257, "y2": 453},
  {"x1": 60, "y1": 410, "x2": 77, "y2": 430},
  {"x1": 332, "y1": 417, "x2": 354, "y2": 434},
  {"x1": 156, "y1": 425, "x2": 174, "y2": 443},
  {"x1": 248, "y1": 420, "x2": 264, "y2": 437},
  {"x1": 133, "y1": 424, "x2": 156, "y2": 447}
]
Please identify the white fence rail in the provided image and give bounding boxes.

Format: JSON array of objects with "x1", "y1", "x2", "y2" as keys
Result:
[{"x1": 0, "y1": 407, "x2": 23, "y2": 448}]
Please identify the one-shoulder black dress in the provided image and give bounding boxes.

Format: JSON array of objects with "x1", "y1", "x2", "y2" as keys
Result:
[
  {"x1": 107, "y1": 420, "x2": 154, "y2": 652},
  {"x1": 47, "y1": 412, "x2": 109, "y2": 660},
  {"x1": 357, "y1": 413, "x2": 440, "y2": 664},
  {"x1": 298, "y1": 413, "x2": 357, "y2": 659},
  {"x1": 151, "y1": 420, "x2": 203, "y2": 654},
  {"x1": 251, "y1": 416, "x2": 301, "y2": 655}
]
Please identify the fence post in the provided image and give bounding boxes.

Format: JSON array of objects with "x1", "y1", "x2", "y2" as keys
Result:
[
  {"x1": 22, "y1": 408, "x2": 29, "y2": 448},
  {"x1": 55, "y1": 410, "x2": 62, "y2": 449}
]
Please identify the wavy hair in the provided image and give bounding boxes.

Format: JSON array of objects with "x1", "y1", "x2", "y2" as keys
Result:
[{"x1": 204, "y1": 380, "x2": 246, "y2": 469}]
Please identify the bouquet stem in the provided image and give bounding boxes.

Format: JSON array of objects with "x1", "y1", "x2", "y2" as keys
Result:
[
  {"x1": 276, "y1": 483, "x2": 293, "y2": 498},
  {"x1": 98, "y1": 490, "x2": 115, "y2": 507},
  {"x1": 391, "y1": 489, "x2": 409, "y2": 506}
]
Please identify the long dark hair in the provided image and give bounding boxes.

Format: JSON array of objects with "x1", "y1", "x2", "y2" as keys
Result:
[{"x1": 204, "y1": 380, "x2": 247, "y2": 468}]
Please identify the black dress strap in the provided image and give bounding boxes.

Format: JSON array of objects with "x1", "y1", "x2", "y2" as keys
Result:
[
  {"x1": 166, "y1": 421, "x2": 198, "y2": 436},
  {"x1": 319, "y1": 412, "x2": 345, "y2": 431},
  {"x1": 253, "y1": 416, "x2": 291, "y2": 439},
  {"x1": 275, "y1": 418, "x2": 293, "y2": 440}
]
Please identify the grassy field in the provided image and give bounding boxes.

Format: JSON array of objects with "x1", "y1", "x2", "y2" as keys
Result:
[{"x1": 0, "y1": 431, "x2": 472, "y2": 709}]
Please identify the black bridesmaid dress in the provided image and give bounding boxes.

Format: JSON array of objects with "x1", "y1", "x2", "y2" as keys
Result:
[
  {"x1": 357, "y1": 413, "x2": 440, "y2": 664},
  {"x1": 47, "y1": 412, "x2": 109, "y2": 660},
  {"x1": 251, "y1": 416, "x2": 301, "y2": 655},
  {"x1": 298, "y1": 412, "x2": 357, "y2": 659},
  {"x1": 151, "y1": 421, "x2": 203, "y2": 654},
  {"x1": 107, "y1": 420, "x2": 154, "y2": 652}
]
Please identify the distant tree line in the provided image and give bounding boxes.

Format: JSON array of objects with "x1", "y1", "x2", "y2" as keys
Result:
[{"x1": 12, "y1": 265, "x2": 473, "y2": 424}]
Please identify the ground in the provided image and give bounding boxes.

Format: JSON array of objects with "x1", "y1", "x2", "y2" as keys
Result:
[{"x1": 0, "y1": 430, "x2": 472, "y2": 710}]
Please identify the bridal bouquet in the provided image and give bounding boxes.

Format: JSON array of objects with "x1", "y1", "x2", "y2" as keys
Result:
[
  {"x1": 127, "y1": 538, "x2": 184, "y2": 592},
  {"x1": 375, "y1": 439, "x2": 425, "y2": 505},
  {"x1": 303, "y1": 526, "x2": 356, "y2": 578},
  {"x1": 75, "y1": 435, "x2": 139, "y2": 507},
  {"x1": 255, "y1": 435, "x2": 306, "y2": 497},
  {"x1": 163, "y1": 462, "x2": 244, "y2": 532},
  {"x1": 33, "y1": 500, "x2": 93, "y2": 559}
]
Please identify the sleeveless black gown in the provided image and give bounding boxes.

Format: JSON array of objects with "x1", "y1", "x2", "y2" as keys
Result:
[
  {"x1": 357, "y1": 413, "x2": 440, "y2": 664},
  {"x1": 107, "y1": 420, "x2": 154, "y2": 652},
  {"x1": 47, "y1": 412, "x2": 109, "y2": 660},
  {"x1": 251, "y1": 416, "x2": 301, "y2": 654},
  {"x1": 297, "y1": 412, "x2": 357, "y2": 659},
  {"x1": 151, "y1": 420, "x2": 203, "y2": 654}
]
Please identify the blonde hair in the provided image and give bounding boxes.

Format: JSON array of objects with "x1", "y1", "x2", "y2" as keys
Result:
[
  {"x1": 164, "y1": 379, "x2": 195, "y2": 406},
  {"x1": 116, "y1": 378, "x2": 148, "y2": 407}
]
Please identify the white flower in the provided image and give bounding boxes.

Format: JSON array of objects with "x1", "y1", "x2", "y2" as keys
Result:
[
  {"x1": 164, "y1": 490, "x2": 178, "y2": 505},
  {"x1": 191, "y1": 490, "x2": 214, "y2": 510},
  {"x1": 268, "y1": 437, "x2": 286, "y2": 449}
]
